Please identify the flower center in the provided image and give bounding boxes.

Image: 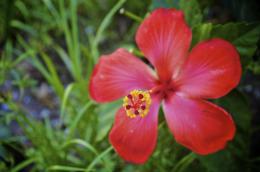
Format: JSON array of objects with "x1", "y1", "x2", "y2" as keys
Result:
[
  {"x1": 123, "y1": 90, "x2": 152, "y2": 118},
  {"x1": 150, "y1": 80, "x2": 175, "y2": 99}
]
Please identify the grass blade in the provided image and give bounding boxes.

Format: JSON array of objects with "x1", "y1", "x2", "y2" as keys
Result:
[
  {"x1": 173, "y1": 152, "x2": 196, "y2": 172},
  {"x1": 62, "y1": 138, "x2": 98, "y2": 156},
  {"x1": 60, "y1": 83, "x2": 75, "y2": 121},
  {"x1": 85, "y1": 146, "x2": 113, "y2": 172},
  {"x1": 48, "y1": 165, "x2": 86, "y2": 171},
  {"x1": 68, "y1": 101, "x2": 93, "y2": 139},
  {"x1": 92, "y1": 0, "x2": 127, "y2": 61},
  {"x1": 11, "y1": 158, "x2": 35, "y2": 172}
]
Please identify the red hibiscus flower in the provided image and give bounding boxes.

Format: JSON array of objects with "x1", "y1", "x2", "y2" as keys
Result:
[{"x1": 89, "y1": 8, "x2": 241, "y2": 164}]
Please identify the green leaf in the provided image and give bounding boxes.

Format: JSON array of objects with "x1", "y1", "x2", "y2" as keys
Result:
[
  {"x1": 179, "y1": 0, "x2": 202, "y2": 27},
  {"x1": 232, "y1": 25, "x2": 260, "y2": 64},
  {"x1": 217, "y1": 90, "x2": 251, "y2": 159},
  {"x1": 248, "y1": 60, "x2": 260, "y2": 74},
  {"x1": 199, "y1": 150, "x2": 239, "y2": 172},
  {"x1": 218, "y1": 90, "x2": 251, "y2": 132},
  {"x1": 191, "y1": 23, "x2": 213, "y2": 46}
]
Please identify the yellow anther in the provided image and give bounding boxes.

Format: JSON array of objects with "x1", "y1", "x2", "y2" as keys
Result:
[{"x1": 123, "y1": 90, "x2": 152, "y2": 118}]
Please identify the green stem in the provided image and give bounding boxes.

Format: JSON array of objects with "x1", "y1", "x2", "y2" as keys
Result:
[
  {"x1": 119, "y1": 8, "x2": 143, "y2": 23},
  {"x1": 173, "y1": 152, "x2": 196, "y2": 172}
]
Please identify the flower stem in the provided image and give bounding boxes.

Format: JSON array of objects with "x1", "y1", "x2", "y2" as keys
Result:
[{"x1": 119, "y1": 8, "x2": 143, "y2": 23}]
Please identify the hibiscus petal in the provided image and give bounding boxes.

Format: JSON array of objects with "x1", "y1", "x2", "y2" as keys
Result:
[
  {"x1": 136, "y1": 8, "x2": 191, "y2": 81},
  {"x1": 163, "y1": 94, "x2": 235, "y2": 155},
  {"x1": 175, "y1": 39, "x2": 241, "y2": 99},
  {"x1": 89, "y1": 48, "x2": 157, "y2": 102},
  {"x1": 109, "y1": 96, "x2": 160, "y2": 164}
]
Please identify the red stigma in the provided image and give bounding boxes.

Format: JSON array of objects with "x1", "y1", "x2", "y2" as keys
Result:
[
  {"x1": 127, "y1": 94, "x2": 132, "y2": 99},
  {"x1": 138, "y1": 94, "x2": 144, "y2": 99}
]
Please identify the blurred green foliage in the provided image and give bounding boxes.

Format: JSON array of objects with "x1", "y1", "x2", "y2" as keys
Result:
[{"x1": 0, "y1": 0, "x2": 260, "y2": 171}]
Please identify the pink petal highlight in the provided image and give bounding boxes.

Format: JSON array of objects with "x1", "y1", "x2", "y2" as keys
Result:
[
  {"x1": 175, "y1": 39, "x2": 241, "y2": 99},
  {"x1": 89, "y1": 48, "x2": 157, "y2": 103},
  {"x1": 136, "y1": 8, "x2": 191, "y2": 81},
  {"x1": 163, "y1": 94, "x2": 236, "y2": 155}
]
